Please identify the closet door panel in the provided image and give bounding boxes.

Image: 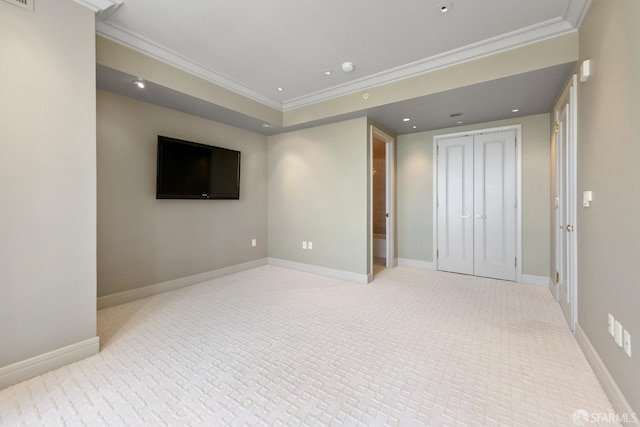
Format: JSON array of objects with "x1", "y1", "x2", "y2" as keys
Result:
[
  {"x1": 473, "y1": 131, "x2": 516, "y2": 281},
  {"x1": 437, "y1": 136, "x2": 474, "y2": 275}
]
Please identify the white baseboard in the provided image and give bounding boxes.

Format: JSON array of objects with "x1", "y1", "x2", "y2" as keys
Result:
[
  {"x1": 397, "y1": 258, "x2": 435, "y2": 270},
  {"x1": 0, "y1": 336, "x2": 99, "y2": 390},
  {"x1": 268, "y1": 258, "x2": 368, "y2": 284},
  {"x1": 396, "y1": 261, "x2": 548, "y2": 287},
  {"x1": 575, "y1": 323, "x2": 639, "y2": 426},
  {"x1": 98, "y1": 258, "x2": 268, "y2": 309},
  {"x1": 519, "y1": 274, "x2": 549, "y2": 287}
]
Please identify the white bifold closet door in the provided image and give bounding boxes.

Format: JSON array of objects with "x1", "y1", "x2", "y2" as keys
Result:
[{"x1": 437, "y1": 130, "x2": 516, "y2": 281}]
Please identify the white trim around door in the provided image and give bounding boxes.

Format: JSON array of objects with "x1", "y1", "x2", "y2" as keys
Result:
[
  {"x1": 433, "y1": 124, "x2": 523, "y2": 282},
  {"x1": 369, "y1": 125, "x2": 396, "y2": 280},
  {"x1": 553, "y1": 74, "x2": 579, "y2": 332}
]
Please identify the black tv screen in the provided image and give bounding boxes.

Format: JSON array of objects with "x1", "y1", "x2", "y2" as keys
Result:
[{"x1": 156, "y1": 136, "x2": 240, "y2": 200}]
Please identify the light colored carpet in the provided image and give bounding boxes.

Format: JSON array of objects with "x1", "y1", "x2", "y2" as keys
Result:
[{"x1": 0, "y1": 266, "x2": 617, "y2": 426}]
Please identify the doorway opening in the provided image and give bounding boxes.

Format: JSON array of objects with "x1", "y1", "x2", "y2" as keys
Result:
[
  {"x1": 373, "y1": 135, "x2": 387, "y2": 268},
  {"x1": 369, "y1": 126, "x2": 395, "y2": 280}
]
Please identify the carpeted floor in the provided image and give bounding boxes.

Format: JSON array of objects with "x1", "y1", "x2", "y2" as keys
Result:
[{"x1": 0, "y1": 266, "x2": 618, "y2": 426}]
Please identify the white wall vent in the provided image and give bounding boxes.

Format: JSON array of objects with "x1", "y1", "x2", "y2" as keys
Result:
[{"x1": 2, "y1": 0, "x2": 34, "y2": 12}]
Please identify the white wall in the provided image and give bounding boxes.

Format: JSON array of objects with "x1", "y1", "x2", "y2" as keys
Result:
[
  {"x1": 0, "y1": 1, "x2": 97, "y2": 368},
  {"x1": 576, "y1": 0, "x2": 640, "y2": 412},
  {"x1": 97, "y1": 91, "x2": 268, "y2": 297},
  {"x1": 268, "y1": 118, "x2": 369, "y2": 276},
  {"x1": 397, "y1": 114, "x2": 551, "y2": 277}
]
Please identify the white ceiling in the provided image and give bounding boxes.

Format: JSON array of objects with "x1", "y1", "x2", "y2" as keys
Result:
[{"x1": 94, "y1": 0, "x2": 591, "y2": 135}]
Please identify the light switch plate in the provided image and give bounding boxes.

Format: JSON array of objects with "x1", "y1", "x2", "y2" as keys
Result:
[
  {"x1": 608, "y1": 314, "x2": 615, "y2": 337},
  {"x1": 580, "y1": 59, "x2": 591, "y2": 82},
  {"x1": 623, "y1": 330, "x2": 631, "y2": 357},
  {"x1": 615, "y1": 321, "x2": 623, "y2": 347}
]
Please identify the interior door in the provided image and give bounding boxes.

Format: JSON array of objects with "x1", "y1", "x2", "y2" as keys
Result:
[
  {"x1": 436, "y1": 129, "x2": 516, "y2": 281},
  {"x1": 437, "y1": 135, "x2": 474, "y2": 275},
  {"x1": 558, "y1": 106, "x2": 571, "y2": 326},
  {"x1": 473, "y1": 131, "x2": 516, "y2": 281},
  {"x1": 369, "y1": 125, "x2": 396, "y2": 278},
  {"x1": 555, "y1": 76, "x2": 577, "y2": 330},
  {"x1": 385, "y1": 134, "x2": 395, "y2": 268}
]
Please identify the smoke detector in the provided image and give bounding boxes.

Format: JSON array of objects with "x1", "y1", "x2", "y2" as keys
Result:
[{"x1": 341, "y1": 62, "x2": 355, "y2": 73}]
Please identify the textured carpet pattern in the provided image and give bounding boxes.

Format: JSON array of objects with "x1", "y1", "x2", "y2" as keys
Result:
[{"x1": 0, "y1": 266, "x2": 617, "y2": 426}]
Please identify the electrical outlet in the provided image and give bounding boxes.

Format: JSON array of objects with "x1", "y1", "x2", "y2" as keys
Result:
[
  {"x1": 615, "y1": 321, "x2": 623, "y2": 347},
  {"x1": 308, "y1": 241, "x2": 312, "y2": 250},
  {"x1": 302, "y1": 241, "x2": 307, "y2": 250},
  {"x1": 623, "y1": 330, "x2": 631, "y2": 357},
  {"x1": 251, "y1": 239, "x2": 256, "y2": 247},
  {"x1": 608, "y1": 314, "x2": 615, "y2": 337}
]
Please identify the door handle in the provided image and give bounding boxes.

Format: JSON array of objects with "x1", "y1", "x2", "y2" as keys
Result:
[
  {"x1": 476, "y1": 214, "x2": 487, "y2": 219},
  {"x1": 560, "y1": 225, "x2": 574, "y2": 232},
  {"x1": 461, "y1": 215, "x2": 471, "y2": 219}
]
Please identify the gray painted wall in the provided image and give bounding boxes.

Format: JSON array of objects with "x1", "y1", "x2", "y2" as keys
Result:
[
  {"x1": 268, "y1": 118, "x2": 369, "y2": 275},
  {"x1": 577, "y1": 0, "x2": 639, "y2": 411},
  {"x1": 97, "y1": 91, "x2": 268, "y2": 297},
  {"x1": 397, "y1": 114, "x2": 551, "y2": 277},
  {"x1": 0, "y1": 1, "x2": 97, "y2": 366}
]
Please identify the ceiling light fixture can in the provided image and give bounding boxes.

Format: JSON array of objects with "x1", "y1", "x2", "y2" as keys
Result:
[
  {"x1": 341, "y1": 62, "x2": 354, "y2": 73},
  {"x1": 133, "y1": 79, "x2": 145, "y2": 89},
  {"x1": 439, "y1": 1, "x2": 453, "y2": 13}
]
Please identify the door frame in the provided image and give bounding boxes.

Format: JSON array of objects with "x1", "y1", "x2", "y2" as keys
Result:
[
  {"x1": 369, "y1": 125, "x2": 396, "y2": 280},
  {"x1": 433, "y1": 124, "x2": 523, "y2": 282},
  {"x1": 553, "y1": 74, "x2": 578, "y2": 331}
]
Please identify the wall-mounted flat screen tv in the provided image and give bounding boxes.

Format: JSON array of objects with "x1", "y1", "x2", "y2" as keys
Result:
[{"x1": 156, "y1": 135, "x2": 241, "y2": 200}]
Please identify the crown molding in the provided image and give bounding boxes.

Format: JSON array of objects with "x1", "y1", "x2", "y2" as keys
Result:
[
  {"x1": 94, "y1": 1, "x2": 588, "y2": 114},
  {"x1": 72, "y1": 0, "x2": 120, "y2": 13},
  {"x1": 283, "y1": 18, "x2": 576, "y2": 111},
  {"x1": 560, "y1": 0, "x2": 593, "y2": 27},
  {"x1": 96, "y1": 21, "x2": 283, "y2": 110},
  {"x1": 570, "y1": 0, "x2": 593, "y2": 28}
]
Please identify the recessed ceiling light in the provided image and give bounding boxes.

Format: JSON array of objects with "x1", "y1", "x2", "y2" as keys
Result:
[
  {"x1": 457, "y1": 121, "x2": 464, "y2": 124},
  {"x1": 512, "y1": 108, "x2": 520, "y2": 113},
  {"x1": 341, "y1": 62, "x2": 354, "y2": 73},
  {"x1": 439, "y1": 1, "x2": 453, "y2": 13},
  {"x1": 277, "y1": 87, "x2": 284, "y2": 92},
  {"x1": 323, "y1": 70, "x2": 332, "y2": 76},
  {"x1": 402, "y1": 118, "x2": 411, "y2": 122},
  {"x1": 132, "y1": 79, "x2": 145, "y2": 89},
  {"x1": 413, "y1": 126, "x2": 417, "y2": 129},
  {"x1": 262, "y1": 123, "x2": 273, "y2": 128}
]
